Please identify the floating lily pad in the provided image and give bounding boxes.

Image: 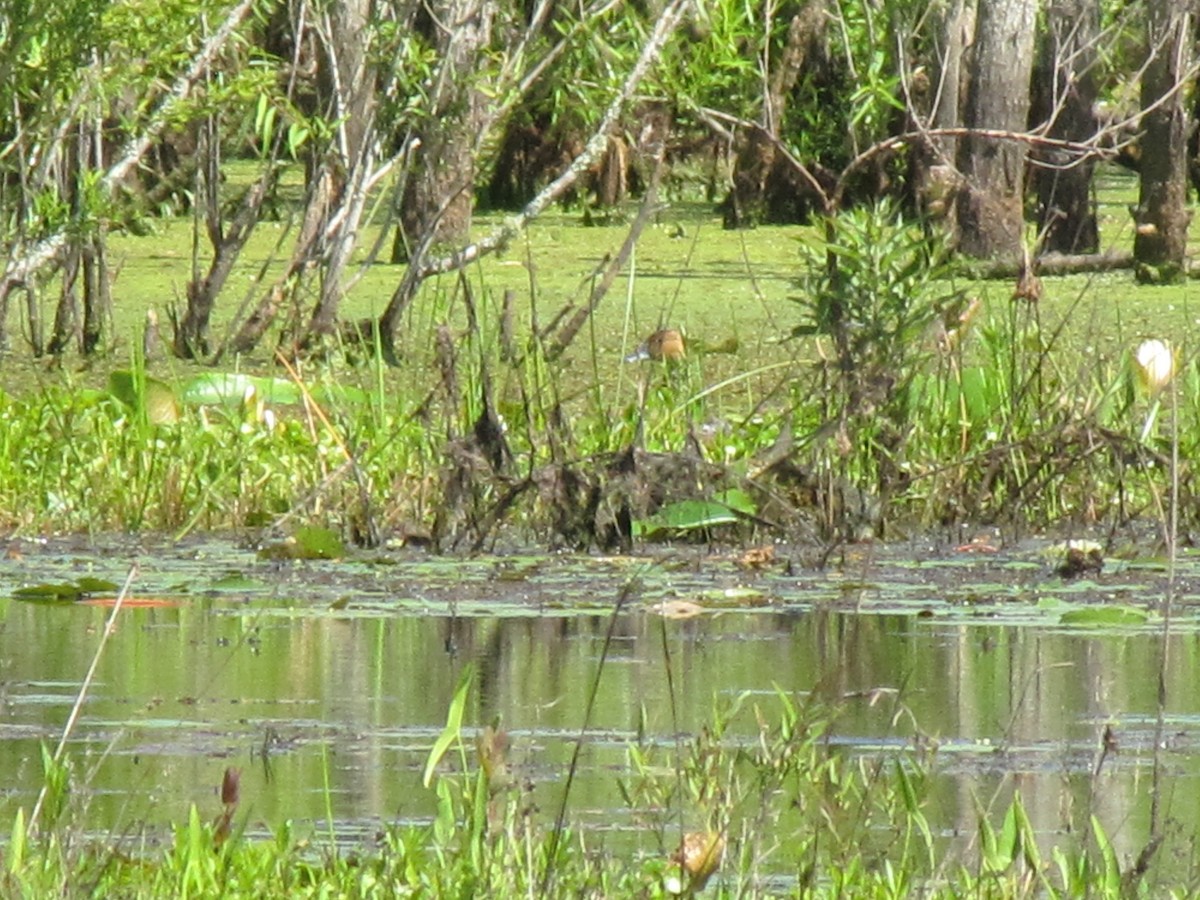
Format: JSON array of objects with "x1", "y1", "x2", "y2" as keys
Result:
[
  {"x1": 258, "y1": 525, "x2": 346, "y2": 561},
  {"x1": 75, "y1": 576, "x2": 119, "y2": 593},
  {"x1": 14, "y1": 576, "x2": 116, "y2": 603},
  {"x1": 1059, "y1": 606, "x2": 1148, "y2": 627},
  {"x1": 14, "y1": 582, "x2": 86, "y2": 602}
]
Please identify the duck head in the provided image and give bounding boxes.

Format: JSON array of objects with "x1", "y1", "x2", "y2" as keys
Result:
[{"x1": 625, "y1": 328, "x2": 685, "y2": 363}]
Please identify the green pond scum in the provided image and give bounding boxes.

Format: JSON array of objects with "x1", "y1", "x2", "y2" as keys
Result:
[
  {"x1": 3, "y1": 172, "x2": 1200, "y2": 896},
  {"x1": 1, "y1": 199, "x2": 1198, "y2": 545}
]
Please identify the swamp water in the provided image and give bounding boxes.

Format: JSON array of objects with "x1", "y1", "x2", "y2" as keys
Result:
[{"x1": 4, "y1": 534, "x2": 1200, "y2": 881}]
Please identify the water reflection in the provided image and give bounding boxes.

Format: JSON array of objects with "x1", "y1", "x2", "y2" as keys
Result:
[{"x1": 2, "y1": 592, "x2": 1199, "y2": 877}]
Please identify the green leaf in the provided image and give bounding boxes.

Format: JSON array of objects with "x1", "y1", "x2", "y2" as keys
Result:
[
  {"x1": 1059, "y1": 606, "x2": 1147, "y2": 627},
  {"x1": 180, "y1": 373, "x2": 301, "y2": 407},
  {"x1": 14, "y1": 582, "x2": 84, "y2": 602},
  {"x1": 423, "y1": 665, "x2": 474, "y2": 788},
  {"x1": 634, "y1": 490, "x2": 756, "y2": 538},
  {"x1": 108, "y1": 370, "x2": 179, "y2": 425},
  {"x1": 713, "y1": 488, "x2": 756, "y2": 515},
  {"x1": 292, "y1": 525, "x2": 345, "y2": 560},
  {"x1": 75, "y1": 576, "x2": 118, "y2": 593}
]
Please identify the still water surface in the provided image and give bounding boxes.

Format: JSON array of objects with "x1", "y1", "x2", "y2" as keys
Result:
[{"x1": 3, "y1": 534, "x2": 1200, "y2": 878}]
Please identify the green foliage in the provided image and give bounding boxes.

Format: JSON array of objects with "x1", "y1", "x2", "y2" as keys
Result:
[
  {"x1": 632, "y1": 488, "x2": 757, "y2": 538},
  {"x1": 793, "y1": 200, "x2": 959, "y2": 382},
  {"x1": 5, "y1": 691, "x2": 1196, "y2": 897}
]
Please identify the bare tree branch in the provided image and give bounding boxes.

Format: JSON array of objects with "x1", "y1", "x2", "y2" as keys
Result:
[
  {"x1": 0, "y1": 0, "x2": 256, "y2": 305},
  {"x1": 377, "y1": 0, "x2": 692, "y2": 340}
]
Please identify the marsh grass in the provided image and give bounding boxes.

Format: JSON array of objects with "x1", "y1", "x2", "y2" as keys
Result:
[
  {"x1": 0, "y1": 263, "x2": 1192, "y2": 544},
  {"x1": 1, "y1": 171, "x2": 1196, "y2": 544},
  {"x1": 6, "y1": 672, "x2": 1193, "y2": 897}
]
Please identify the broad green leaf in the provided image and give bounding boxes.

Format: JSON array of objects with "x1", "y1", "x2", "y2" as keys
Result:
[
  {"x1": 424, "y1": 665, "x2": 474, "y2": 788},
  {"x1": 108, "y1": 371, "x2": 180, "y2": 425},
  {"x1": 14, "y1": 584, "x2": 78, "y2": 602},
  {"x1": 1059, "y1": 607, "x2": 1147, "y2": 626}
]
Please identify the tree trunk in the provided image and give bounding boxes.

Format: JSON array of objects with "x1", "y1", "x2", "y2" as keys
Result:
[
  {"x1": 910, "y1": 0, "x2": 973, "y2": 227},
  {"x1": 80, "y1": 230, "x2": 109, "y2": 355},
  {"x1": 723, "y1": 0, "x2": 826, "y2": 228},
  {"x1": 955, "y1": 0, "x2": 1037, "y2": 262},
  {"x1": 1031, "y1": 0, "x2": 1100, "y2": 254},
  {"x1": 392, "y1": 0, "x2": 494, "y2": 262},
  {"x1": 304, "y1": 0, "x2": 378, "y2": 339},
  {"x1": 1133, "y1": 1, "x2": 1195, "y2": 283}
]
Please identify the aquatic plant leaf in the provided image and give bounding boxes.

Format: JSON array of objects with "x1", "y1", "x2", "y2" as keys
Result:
[
  {"x1": 180, "y1": 373, "x2": 367, "y2": 408},
  {"x1": 261, "y1": 526, "x2": 346, "y2": 561},
  {"x1": 208, "y1": 572, "x2": 262, "y2": 590},
  {"x1": 293, "y1": 525, "x2": 345, "y2": 560},
  {"x1": 424, "y1": 665, "x2": 474, "y2": 788},
  {"x1": 108, "y1": 371, "x2": 180, "y2": 425},
  {"x1": 181, "y1": 373, "x2": 301, "y2": 407},
  {"x1": 75, "y1": 577, "x2": 119, "y2": 594},
  {"x1": 712, "y1": 488, "x2": 756, "y2": 515},
  {"x1": 634, "y1": 495, "x2": 752, "y2": 537},
  {"x1": 14, "y1": 582, "x2": 83, "y2": 602},
  {"x1": 1059, "y1": 607, "x2": 1147, "y2": 626}
]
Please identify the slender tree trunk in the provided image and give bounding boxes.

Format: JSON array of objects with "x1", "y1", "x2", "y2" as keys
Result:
[
  {"x1": 392, "y1": 0, "x2": 493, "y2": 262},
  {"x1": 723, "y1": 0, "x2": 826, "y2": 228},
  {"x1": 47, "y1": 253, "x2": 79, "y2": 356},
  {"x1": 305, "y1": 0, "x2": 378, "y2": 339},
  {"x1": 1031, "y1": 0, "x2": 1100, "y2": 254},
  {"x1": 81, "y1": 230, "x2": 109, "y2": 355},
  {"x1": 910, "y1": 0, "x2": 973, "y2": 227},
  {"x1": 176, "y1": 118, "x2": 221, "y2": 358},
  {"x1": 1133, "y1": 0, "x2": 1195, "y2": 283},
  {"x1": 955, "y1": 0, "x2": 1038, "y2": 262}
]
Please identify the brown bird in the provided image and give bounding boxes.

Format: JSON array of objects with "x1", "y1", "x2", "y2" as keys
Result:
[{"x1": 624, "y1": 328, "x2": 685, "y2": 363}]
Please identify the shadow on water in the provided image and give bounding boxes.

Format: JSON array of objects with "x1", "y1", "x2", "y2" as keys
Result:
[{"x1": 3, "y1": 534, "x2": 1200, "y2": 875}]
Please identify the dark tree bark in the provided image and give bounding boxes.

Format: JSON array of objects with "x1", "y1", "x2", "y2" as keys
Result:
[
  {"x1": 304, "y1": 0, "x2": 379, "y2": 339},
  {"x1": 392, "y1": 0, "x2": 494, "y2": 262},
  {"x1": 723, "y1": 0, "x2": 827, "y2": 228},
  {"x1": 176, "y1": 119, "x2": 275, "y2": 359},
  {"x1": 909, "y1": 0, "x2": 973, "y2": 227},
  {"x1": 1133, "y1": 0, "x2": 1196, "y2": 283},
  {"x1": 1030, "y1": 0, "x2": 1100, "y2": 254},
  {"x1": 955, "y1": 0, "x2": 1037, "y2": 262}
]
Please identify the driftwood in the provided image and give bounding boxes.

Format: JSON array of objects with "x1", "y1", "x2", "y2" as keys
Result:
[{"x1": 961, "y1": 249, "x2": 1135, "y2": 279}]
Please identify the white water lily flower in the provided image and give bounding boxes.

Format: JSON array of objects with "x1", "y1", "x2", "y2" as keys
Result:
[{"x1": 1135, "y1": 339, "x2": 1174, "y2": 393}]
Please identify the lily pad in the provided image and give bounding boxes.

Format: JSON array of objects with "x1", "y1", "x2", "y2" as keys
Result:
[
  {"x1": 13, "y1": 577, "x2": 115, "y2": 603},
  {"x1": 1059, "y1": 606, "x2": 1148, "y2": 627},
  {"x1": 258, "y1": 525, "x2": 346, "y2": 561}
]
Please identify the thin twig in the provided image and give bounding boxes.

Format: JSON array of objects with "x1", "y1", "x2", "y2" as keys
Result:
[{"x1": 540, "y1": 575, "x2": 642, "y2": 896}]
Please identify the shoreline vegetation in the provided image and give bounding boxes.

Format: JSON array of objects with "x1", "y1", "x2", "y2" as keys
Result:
[
  {"x1": 6, "y1": 659, "x2": 1174, "y2": 898},
  {"x1": 2, "y1": 0, "x2": 1198, "y2": 889},
  {"x1": 1, "y1": 192, "x2": 1191, "y2": 550}
]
